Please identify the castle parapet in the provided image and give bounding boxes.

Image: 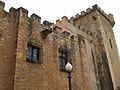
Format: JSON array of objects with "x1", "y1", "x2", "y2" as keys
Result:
[
  {"x1": 75, "y1": 14, "x2": 80, "y2": 20},
  {"x1": 86, "y1": 8, "x2": 92, "y2": 13},
  {"x1": 0, "y1": 1, "x2": 5, "y2": 10},
  {"x1": 0, "y1": 1, "x2": 5, "y2": 17},
  {"x1": 81, "y1": 11, "x2": 86, "y2": 16},
  {"x1": 31, "y1": 13, "x2": 41, "y2": 23},
  {"x1": 9, "y1": 7, "x2": 18, "y2": 18},
  {"x1": 72, "y1": 4, "x2": 115, "y2": 27},
  {"x1": 55, "y1": 16, "x2": 69, "y2": 26},
  {"x1": 70, "y1": 16, "x2": 74, "y2": 22},
  {"x1": 9, "y1": 7, "x2": 16, "y2": 14},
  {"x1": 92, "y1": 4, "x2": 99, "y2": 10},
  {"x1": 56, "y1": 19, "x2": 61, "y2": 26},
  {"x1": 54, "y1": 14, "x2": 94, "y2": 38},
  {"x1": 108, "y1": 14, "x2": 115, "y2": 27},
  {"x1": 61, "y1": 16, "x2": 69, "y2": 22},
  {"x1": 17, "y1": 7, "x2": 28, "y2": 17}
]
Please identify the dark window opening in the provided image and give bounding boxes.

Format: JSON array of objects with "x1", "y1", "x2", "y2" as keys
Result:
[
  {"x1": 92, "y1": 16, "x2": 97, "y2": 20},
  {"x1": 27, "y1": 43, "x2": 40, "y2": 63},
  {"x1": 109, "y1": 39, "x2": 113, "y2": 49},
  {"x1": 91, "y1": 49, "x2": 95, "y2": 61},
  {"x1": 59, "y1": 50, "x2": 68, "y2": 70}
]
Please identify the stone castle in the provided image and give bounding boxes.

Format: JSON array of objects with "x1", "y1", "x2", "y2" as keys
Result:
[{"x1": 0, "y1": 1, "x2": 120, "y2": 90}]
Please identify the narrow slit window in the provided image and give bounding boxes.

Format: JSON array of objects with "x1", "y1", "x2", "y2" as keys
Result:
[{"x1": 109, "y1": 39, "x2": 113, "y2": 49}]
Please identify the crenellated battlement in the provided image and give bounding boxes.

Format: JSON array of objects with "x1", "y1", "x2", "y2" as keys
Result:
[
  {"x1": 0, "y1": 0, "x2": 115, "y2": 38},
  {"x1": 30, "y1": 13, "x2": 41, "y2": 23},
  {"x1": 9, "y1": 7, "x2": 16, "y2": 13},
  {"x1": 9, "y1": 7, "x2": 29, "y2": 18},
  {"x1": 4, "y1": 2, "x2": 41, "y2": 24},
  {"x1": 55, "y1": 15, "x2": 94, "y2": 38},
  {"x1": 69, "y1": 4, "x2": 115, "y2": 27},
  {"x1": 0, "y1": 0, "x2": 115, "y2": 29},
  {"x1": 54, "y1": 4, "x2": 115, "y2": 38},
  {"x1": 0, "y1": 1, "x2": 5, "y2": 9},
  {"x1": 56, "y1": 16, "x2": 70, "y2": 25},
  {"x1": 9, "y1": 7, "x2": 18, "y2": 18},
  {"x1": 18, "y1": 7, "x2": 28, "y2": 14},
  {"x1": 108, "y1": 14, "x2": 115, "y2": 27},
  {"x1": 16, "y1": 7, "x2": 28, "y2": 17}
]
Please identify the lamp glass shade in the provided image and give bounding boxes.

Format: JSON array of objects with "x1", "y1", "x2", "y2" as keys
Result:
[{"x1": 65, "y1": 62, "x2": 72, "y2": 71}]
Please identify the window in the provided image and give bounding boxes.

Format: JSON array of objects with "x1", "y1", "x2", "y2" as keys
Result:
[
  {"x1": 109, "y1": 39, "x2": 113, "y2": 49},
  {"x1": 59, "y1": 50, "x2": 68, "y2": 70},
  {"x1": 27, "y1": 43, "x2": 40, "y2": 63},
  {"x1": 91, "y1": 49, "x2": 95, "y2": 61}
]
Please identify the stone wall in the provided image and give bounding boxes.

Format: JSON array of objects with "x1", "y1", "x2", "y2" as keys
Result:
[
  {"x1": 73, "y1": 4, "x2": 120, "y2": 89},
  {"x1": 0, "y1": 1, "x2": 120, "y2": 90},
  {"x1": 0, "y1": 1, "x2": 19, "y2": 90}
]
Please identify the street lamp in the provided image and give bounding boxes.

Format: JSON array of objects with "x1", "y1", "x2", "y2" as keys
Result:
[{"x1": 65, "y1": 62, "x2": 73, "y2": 90}]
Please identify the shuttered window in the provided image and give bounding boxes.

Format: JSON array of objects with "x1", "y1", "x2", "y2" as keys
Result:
[
  {"x1": 27, "y1": 43, "x2": 39, "y2": 62},
  {"x1": 59, "y1": 50, "x2": 68, "y2": 70}
]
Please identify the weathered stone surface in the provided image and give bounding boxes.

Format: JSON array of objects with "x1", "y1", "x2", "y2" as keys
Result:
[
  {"x1": 0, "y1": 1, "x2": 120, "y2": 90},
  {"x1": 0, "y1": 27, "x2": 3, "y2": 35}
]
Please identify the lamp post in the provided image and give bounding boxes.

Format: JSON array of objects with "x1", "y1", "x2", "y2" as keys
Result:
[{"x1": 65, "y1": 62, "x2": 73, "y2": 90}]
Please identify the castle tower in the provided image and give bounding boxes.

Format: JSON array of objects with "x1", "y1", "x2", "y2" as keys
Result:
[
  {"x1": 73, "y1": 4, "x2": 120, "y2": 90},
  {"x1": 0, "y1": 1, "x2": 120, "y2": 90}
]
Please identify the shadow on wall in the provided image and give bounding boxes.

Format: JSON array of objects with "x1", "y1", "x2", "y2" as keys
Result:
[{"x1": 117, "y1": 86, "x2": 120, "y2": 90}]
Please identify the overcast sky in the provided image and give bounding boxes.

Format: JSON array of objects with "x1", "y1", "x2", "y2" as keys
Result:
[{"x1": 2, "y1": 0, "x2": 120, "y2": 55}]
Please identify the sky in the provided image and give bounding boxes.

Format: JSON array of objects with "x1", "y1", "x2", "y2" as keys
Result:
[{"x1": 1, "y1": 0, "x2": 120, "y2": 56}]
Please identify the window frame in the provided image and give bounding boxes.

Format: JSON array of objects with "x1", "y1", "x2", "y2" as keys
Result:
[
  {"x1": 27, "y1": 43, "x2": 40, "y2": 63},
  {"x1": 59, "y1": 49, "x2": 68, "y2": 71},
  {"x1": 109, "y1": 38, "x2": 113, "y2": 49}
]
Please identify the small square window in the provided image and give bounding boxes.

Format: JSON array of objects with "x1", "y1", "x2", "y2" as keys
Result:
[{"x1": 27, "y1": 43, "x2": 40, "y2": 63}]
